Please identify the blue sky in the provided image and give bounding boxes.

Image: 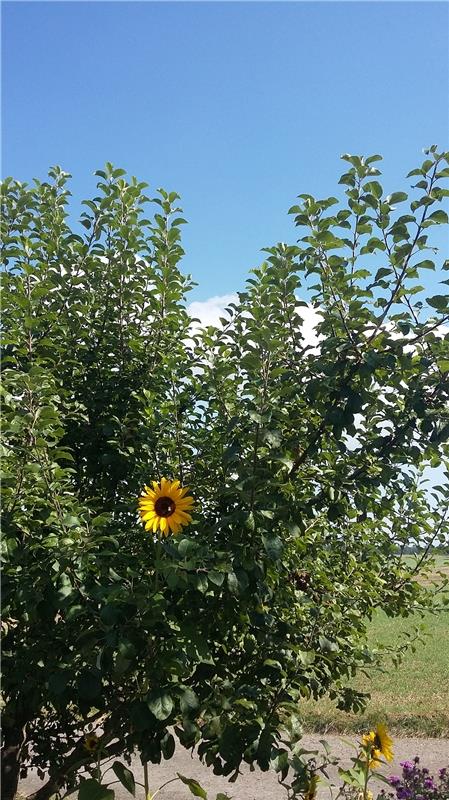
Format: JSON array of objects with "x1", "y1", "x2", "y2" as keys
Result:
[{"x1": 3, "y1": 1, "x2": 448, "y2": 302}]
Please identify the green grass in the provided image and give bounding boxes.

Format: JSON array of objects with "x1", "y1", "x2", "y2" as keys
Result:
[{"x1": 299, "y1": 556, "x2": 449, "y2": 737}]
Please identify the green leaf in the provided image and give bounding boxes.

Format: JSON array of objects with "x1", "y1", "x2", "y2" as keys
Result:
[
  {"x1": 147, "y1": 691, "x2": 174, "y2": 721},
  {"x1": 338, "y1": 767, "x2": 365, "y2": 788},
  {"x1": 178, "y1": 538, "x2": 198, "y2": 557},
  {"x1": 297, "y1": 650, "x2": 315, "y2": 666},
  {"x1": 338, "y1": 173, "x2": 356, "y2": 187},
  {"x1": 245, "y1": 511, "x2": 255, "y2": 531},
  {"x1": 179, "y1": 687, "x2": 199, "y2": 713},
  {"x1": 406, "y1": 168, "x2": 423, "y2": 177},
  {"x1": 227, "y1": 567, "x2": 249, "y2": 596},
  {"x1": 77, "y1": 670, "x2": 102, "y2": 701},
  {"x1": 374, "y1": 267, "x2": 392, "y2": 281},
  {"x1": 177, "y1": 774, "x2": 208, "y2": 798},
  {"x1": 387, "y1": 192, "x2": 408, "y2": 204},
  {"x1": 414, "y1": 260, "x2": 435, "y2": 270},
  {"x1": 227, "y1": 571, "x2": 240, "y2": 595},
  {"x1": 319, "y1": 636, "x2": 339, "y2": 653},
  {"x1": 78, "y1": 779, "x2": 114, "y2": 800},
  {"x1": 425, "y1": 209, "x2": 449, "y2": 225},
  {"x1": 208, "y1": 571, "x2": 225, "y2": 586},
  {"x1": 112, "y1": 762, "x2": 135, "y2": 797},
  {"x1": 48, "y1": 671, "x2": 70, "y2": 695},
  {"x1": 261, "y1": 534, "x2": 283, "y2": 560},
  {"x1": 161, "y1": 733, "x2": 176, "y2": 760},
  {"x1": 341, "y1": 154, "x2": 361, "y2": 166},
  {"x1": 364, "y1": 181, "x2": 383, "y2": 199},
  {"x1": 372, "y1": 772, "x2": 395, "y2": 785},
  {"x1": 62, "y1": 514, "x2": 81, "y2": 528},
  {"x1": 263, "y1": 658, "x2": 283, "y2": 670},
  {"x1": 427, "y1": 295, "x2": 448, "y2": 311}
]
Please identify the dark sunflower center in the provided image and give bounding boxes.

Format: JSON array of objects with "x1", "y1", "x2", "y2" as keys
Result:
[
  {"x1": 374, "y1": 735, "x2": 382, "y2": 750},
  {"x1": 154, "y1": 496, "x2": 176, "y2": 518}
]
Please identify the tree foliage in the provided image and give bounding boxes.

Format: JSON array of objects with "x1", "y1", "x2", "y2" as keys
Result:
[{"x1": 1, "y1": 150, "x2": 449, "y2": 800}]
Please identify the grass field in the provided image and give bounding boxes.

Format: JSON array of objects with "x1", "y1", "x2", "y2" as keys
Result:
[{"x1": 299, "y1": 555, "x2": 449, "y2": 737}]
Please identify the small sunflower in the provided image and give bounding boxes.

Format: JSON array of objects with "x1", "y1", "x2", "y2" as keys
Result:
[
  {"x1": 361, "y1": 723, "x2": 393, "y2": 768},
  {"x1": 138, "y1": 478, "x2": 194, "y2": 536},
  {"x1": 83, "y1": 733, "x2": 99, "y2": 753}
]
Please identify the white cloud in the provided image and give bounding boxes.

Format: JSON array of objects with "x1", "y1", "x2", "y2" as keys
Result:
[
  {"x1": 187, "y1": 293, "x2": 323, "y2": 348},
  {"x1": 296, "y1": 303, "x2": 323, "y2": 350},
  {"x1": 186, "y1": 294, "x2": 239, "y2": 330}
]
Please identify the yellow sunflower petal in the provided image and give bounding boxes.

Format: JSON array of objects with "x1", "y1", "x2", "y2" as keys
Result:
[
  {"x1": 159, "y1": 517, "x2": 168, "y2": 534},
  {"x1": 178, "y1": 505, "x2": 194, "y2": 516},
  {"x1": 166, "y1": 516, "x2": 176, "y2": 533},
  {"x1": 376, "y1": 724, "x2": 394, "y2": 761},
  {"x1": 139, "y1": 510, "x2": 155, "y2": 519},
  {"x1": 138, "y1": 479, "x2": 193, "y2": 536},
  {"x1": 141, "y1": 511, "x2": 156, "y2": 522},
  {"x1": 178, "y1": 493, "x2": 194, "y2": 504},
  {"x1": 177, "y1": 501, "x2": 194, "y2": 512}
]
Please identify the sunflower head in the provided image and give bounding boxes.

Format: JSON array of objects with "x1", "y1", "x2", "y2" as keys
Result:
[
  {"x1": 138, "y1": 478, "x2": 194, "y2": 537},
  {"x1": 361, "y1": 723, "x2": 393, "y2": 767},
  {"x1": 83, "y1": 733, "x2": 99, "y2": 753}
]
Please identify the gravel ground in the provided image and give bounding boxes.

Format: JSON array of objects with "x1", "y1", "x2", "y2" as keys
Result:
[{"x1": 19, "y1": 736, "x2": 449, "y2": 799}]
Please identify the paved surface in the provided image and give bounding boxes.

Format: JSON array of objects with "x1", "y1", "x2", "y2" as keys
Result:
[{"x1": 19, "y1": 735, "x2": 449, "y2": 799}]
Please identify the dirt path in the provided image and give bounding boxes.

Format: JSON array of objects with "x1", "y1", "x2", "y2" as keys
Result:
[{"x1": 19, "y1": 736, "x2": 449, "y2": 799}]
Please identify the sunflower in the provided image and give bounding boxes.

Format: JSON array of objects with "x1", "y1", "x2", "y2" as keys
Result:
[
  {"x1": 83, "y1": 733, "x2": 99, "y2": 753},
  {"x1": 138, "y1": 478, "x2": 194, "y2": 536},
  {"x1": 361, "y1": 723, "x2": 394, "y2": 768}
]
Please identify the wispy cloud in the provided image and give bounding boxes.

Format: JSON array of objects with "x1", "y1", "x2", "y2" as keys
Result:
[{"x1": 187, "y1": 294, "x2": 239, "y2": 330}]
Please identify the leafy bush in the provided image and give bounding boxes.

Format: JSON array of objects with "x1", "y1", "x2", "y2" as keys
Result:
[{"x1": 1, "y1": 150, "x2": 449, "y2": 800}]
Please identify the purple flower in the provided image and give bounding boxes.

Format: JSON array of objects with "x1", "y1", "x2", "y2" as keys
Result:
[
  {"x1": 400, "y1": 761, "x2": 414, "y2": 771},
  {"x1": 389, "y1": 776, "x2": 401, "y2": 787},
  {"x1": 424, "y1": 777, "x2": 436, "y2": 789},
  {"x1": 397, "y1": 788, "x2": 412, "y2": 800},
  {"x1": 439, "y1": 768, "x2": 447, "y2": 777}
]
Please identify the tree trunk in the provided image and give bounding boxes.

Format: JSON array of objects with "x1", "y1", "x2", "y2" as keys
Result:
[{"x1": 1, "y1": 724, "x2": 26, "y2": 800}]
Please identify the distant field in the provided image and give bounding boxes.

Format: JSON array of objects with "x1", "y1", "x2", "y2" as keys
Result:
[
  {"x1": 299, "y1": 555, "x2": 449, "y2": 737},
  {"x1": 403, "y1": 553, "x2": 449, "y2": 586}
]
